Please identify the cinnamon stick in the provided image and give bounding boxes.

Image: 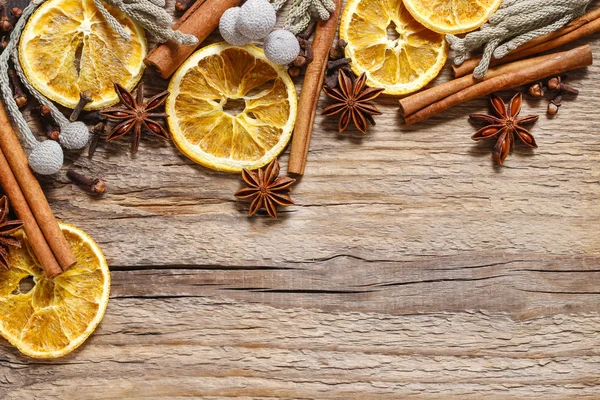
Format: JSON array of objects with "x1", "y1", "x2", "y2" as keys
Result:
[
  {"x1": 145, "y1": 0, "x2": 241, "y2": 79},
  {"x1": 399, "y1": 52, "x2": 558, "y2": 117},
  {"x1": 0, "y1": 101, "x2": 76, "y2": 271},
  {"x1": 287, "y1": 0, "x2": 343, "y2": 176},
  {"x1": 403, "y1": 45, "x2": 593, "y2": 126},
  {"x1": 453, "y1": 8, "x2": 600, "y2": 78},
  {"x1": 0, "y1": 147, "x2": 62, "y2": 277}
]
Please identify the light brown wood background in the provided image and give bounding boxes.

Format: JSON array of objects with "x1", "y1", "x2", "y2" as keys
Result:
[{"x1": 2, "y1": 0, "x2": 600, "y2": 398}]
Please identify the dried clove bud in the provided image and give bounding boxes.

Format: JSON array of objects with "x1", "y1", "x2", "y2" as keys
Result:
[
  {"x1": 547, "y1": 94, "x2": 563, "y2": 115},
  {"x1": 175, "y1": 0, "x2": 196, "y2": 12},
  {"x1": 298, "y1": 21, "x2": 316, "y2": 40},
  {"x1": 0, "y1": 36, "x2": 7, "y2": 51},
  {"x1": 88, "y1": 122, "x2": 106, "y2": 158},
  {"x1": 35, "y1": 105, "x2": 60, "y2": 140},
  {"x1": 288, "y1": 66, "x2": 301, "y2": 78},
  {"x1": 10, "y1": 8, "x2": 22, "y2": 20},
  {"x1": 0, "y1": 4, "x2": 12, "y2": 32},
  {"x1": 70, "y1": 91, "x2": 93, "y2": 121},
  {"x1": 67, "y1": 170, "x2": 107, "y2": 194},
  {"x1": 528, "y1": 82, "x2": 545, "y2": 98},
  {"x1": 329, "y1": 39, "x2": 347, "y2": 60},
  {"x1": 80, "y1": 110, "x2": 107, "y2": 124},
  {"x1": 547, "y1": 76, "x2": 579, "y2": 95},
  {"x1": 8, "y1": 69, "x2": 27, "y2": 108}
]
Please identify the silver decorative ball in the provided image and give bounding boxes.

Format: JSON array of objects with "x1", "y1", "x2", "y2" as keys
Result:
[
  {"x1": 59, "y1": 121, "x2": 90, "y2": 150},
  {"x1": 264, "y1": 30, "x2": 301, "y2": 65},
  {"x1": 28, "y1": 140, "x2": 64, "y2": 175},
  {"x1": 236, "y1": 0, "x2": 276, "y2": 40},
  {"x1": 220, "y1": 7, "x2": 252, "y2": 46}
]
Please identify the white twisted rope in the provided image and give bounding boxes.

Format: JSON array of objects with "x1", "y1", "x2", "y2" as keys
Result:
[
  {"x1": 94, "y1": 0, "x2": 198, "y2": 45},
  {"x1": 447, "y1": 0, "x2": 593, "y2": 79},
  {"x1": 271, "y1": 0, "x2": 336, "y2": 34}
]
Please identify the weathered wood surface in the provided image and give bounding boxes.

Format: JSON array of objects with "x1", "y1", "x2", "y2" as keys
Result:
[{"x1": 2, "y1": 0, "x2": 600, "y2": 397}]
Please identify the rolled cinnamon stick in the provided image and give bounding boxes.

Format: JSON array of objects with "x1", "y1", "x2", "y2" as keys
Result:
[
  {"x1": 0, "y1": 101, "x2": 76, "y2": 271},
  {"x1": 0, "y1": 147, "x2": 62, "y2": 278},
  {"x1": 145, "y1": 0, "x2": 241, "y2": 79},
  {"x1": 400, "y1": 52, "x2": 558, "y2": 117},
  {"x1": 453, "y1": 8, "x2": 600, "y2": 78},
  {"x1": 287, "y1": 0, "x2": 343, "y2": 176},
  {"x1": 403, "y1": 45, "x2": 593, "y2": 126}
]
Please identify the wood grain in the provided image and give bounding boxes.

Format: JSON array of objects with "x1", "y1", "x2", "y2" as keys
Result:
[{"x1": 1, "y1": 0, "x2": 600, "y2": 397}]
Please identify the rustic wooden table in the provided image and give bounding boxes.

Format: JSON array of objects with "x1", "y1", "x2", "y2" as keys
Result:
[{"x1": 2, "y1": 0, "x2": 600, "y2": 398}]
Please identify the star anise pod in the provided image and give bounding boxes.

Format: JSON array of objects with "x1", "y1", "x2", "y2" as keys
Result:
[
  {"x1": 470, "y1": 93, "x2": 539, "y2": 165},
  {"x1": 234, "y1": 159, "x2": 296, "y2": 219},
  {"x1": 322, "y1": 70, "x2": 384, "y2": 134},
  {"x1": 0, "y1": 196, "x2": 24, "y2": 271},
  {"x1": 100, "y1": 83, "x2": 170, "y2": 154}
]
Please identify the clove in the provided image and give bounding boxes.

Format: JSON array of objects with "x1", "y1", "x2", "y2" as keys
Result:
[
  {"x1": 80, "y1": 110, "x2": 107, "y2": 124},
  {"x1": 175, "y1": 0, "x2": 196, "y2": 12},
  {"x1": 67, "y1": 170, "x2": 107, "y2": 194},
  {"x1": 88, "y1": 122, "x2": 106, "y2": 158},
  {"x1": 35, "y1": 105, "x2": 60, "y2": 141},
  {"x1": 547, "y1": 94, "x2": 563, "y2": 116},
  {"x1": 8, "y1": 69, "x2": 27, "y2": 108},
  {"x1": 70, "y1": 91, "x2": 93, "y2": 121},
  {"x1": 0, "y1": 4, "x2": 12, "y2": 32},
  {"x1": 323, "y1": 40, "x2": 351, "y2": 89},
  {"x1": 547, "y1": 76, "x2": 579, "y2": 95},
  {"x1": 528, "y1": 82, "x2": 545, "y2": 98}
]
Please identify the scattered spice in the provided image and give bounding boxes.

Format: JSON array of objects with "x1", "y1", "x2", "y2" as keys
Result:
[
  {"x1": 88, "y1": 122, "x2": 106, "y2": 158},
  {"x1": 547, "y1": 94, "x2": 563, "y2": 116},
  {"x1": 100, "y1": 83, "x2": 170, "y2": 154},
  {"x1": 70, "y1": 91, "x2": 93, "y2": 121},
  {"x1": 528, "y1": 75, "x2": 580, "y2": 115},
  {"x1": 67, "y1": 170, "x2": 107, "y2": 195},
  {"x1": 234, "y1": 158, "x2": 296, "y2": 219},
  {"x1": 470, "y1": 93, "x2": 539, "y2": 165},
  {"x1": 322, "y1": 70, "x2": 384, "y2": 134},
  {"x1": 288, "y1": 23, "x2": 316, "y2": 78},
  {"x1": 175, "y1": 0, "x2": 196, "y2": 12},
  {"x1": 35, "y1": 105, "x2": 60, "y2": 141},
  {"x1": 0, "y1": 196, "x2": 24, "y2": 271},
  {"x1": 323, "y1": 39, "x2": 351, "y2": 89},
  {"x1": 8, "y1": 69, "x2": 27, "y2": 109}
]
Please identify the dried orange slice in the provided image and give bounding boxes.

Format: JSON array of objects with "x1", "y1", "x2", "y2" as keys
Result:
[
  {"x1": 403, "y1": 0, "x2": 502, "y2": 35},
  {"x1": 0, "y1": 223, "x2": 109, "y2": 359},
  {"x1": 19, "y1": 0, "x2": 147, "y2": 110},
  {"x1": 167, "y1": 43, "x2": 297, "y2": 172},
  {"x1": 340, "y1": 0, "x2": 447, "y2": 95}
]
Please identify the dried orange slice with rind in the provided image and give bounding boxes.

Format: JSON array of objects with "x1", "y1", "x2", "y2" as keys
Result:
[
  {"x1": 167, "y1": 43, "x2": 297, "y2": 173},
  {"x1": 19, "y1": 0, "x2": 147, "y2": 110},
  {"x1": 340, "y1": 0, "x2": 447, "y2": 95},
  {"x1": 403, "y1": 0, "x2": 502, "y2": 35},
  {"x1": 0, "y1": 223, "x2": 110, "y2": 359}
]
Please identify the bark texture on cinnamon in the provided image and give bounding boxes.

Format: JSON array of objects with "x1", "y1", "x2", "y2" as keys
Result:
[
  {"x1": 0, "y1": 147, "x2": 62, "y2": 277},
  {"x1": 403, "y1": 45, "x2": 593, "y2": 126},
  {"x1": 287, "y1": 0, "x2": 343, "y2": 176},
  {"x1": 145, "y1": 0, "x2": 239, "y2": 79},
  {"x1": 0, "y1": 101, "x2": 76, "y2": 271},
  {"x1": 399, "y1": 52, "x2": 558, "y2": 118},
  {"x1": 453, "y1": 8, "x2": 600, "y2": 79}
]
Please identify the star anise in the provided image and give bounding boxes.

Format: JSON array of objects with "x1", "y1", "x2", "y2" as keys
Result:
[
  {"x1": 0, "y1": 196, "x2": 24, "y2": 271},
  {"x1": 322, "y1": 70, "x2": 384, "y2": 134},
  {"x1": 234, "y1": 159, "x2": 296, "y2": 219},
  {"x1": 470, "y1": 93, "x2": 539, "y2": 165},
  {"x1": 100, "y1": 83, "x2": 170, "y2": 154}
]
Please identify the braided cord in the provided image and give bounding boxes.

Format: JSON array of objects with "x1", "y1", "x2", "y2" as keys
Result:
[
  {"x1": 272, "y1": 0, "x2": 336, "y2": 35},
  {"x1": 0, "y1": 0, "x2": 45, "y2": 150},
  {"x1": 95, "y1": 0, "x2": 198, "y2": 45},
  {"x1": 447, "y1": 0, "x2": 593, "y2": 79}
]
